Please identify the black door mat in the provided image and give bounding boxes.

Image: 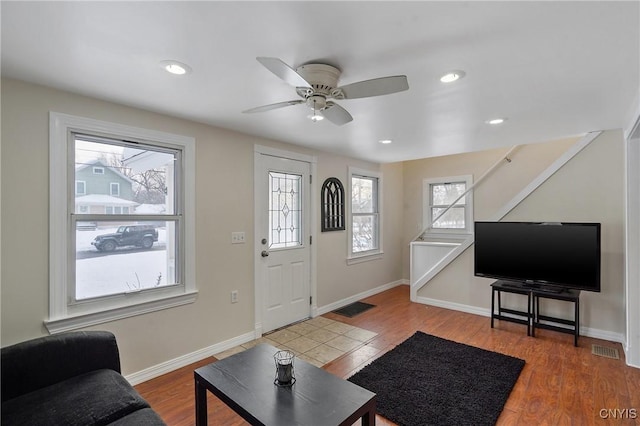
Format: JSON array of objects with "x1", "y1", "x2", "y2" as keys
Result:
[{"x1": 332, "y1": 301, "x2": 376, "y2": 318}]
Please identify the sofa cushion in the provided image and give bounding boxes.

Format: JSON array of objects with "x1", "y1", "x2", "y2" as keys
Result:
[
  {"x1": 2, "y1": 331, "x2": 121, "y2": 402},
  {"x1": 1, "y1": 369, "x2": 151, "y2": 426},
  {"x1": 107, "y1": 408, "x2": 166, "y2": 425}
]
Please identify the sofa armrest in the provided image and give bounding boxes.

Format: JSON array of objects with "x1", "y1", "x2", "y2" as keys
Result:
[{"x1": 1, "y1": 331, "x2": 121, "y2": 402}]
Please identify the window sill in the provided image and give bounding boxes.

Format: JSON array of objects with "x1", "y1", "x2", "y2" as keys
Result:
[
  {"x1": 347, "y1": 251, "x2": 384, "y2": 265},
  {"x1": 417, "y1": 231, "x2": 472, "y2": 241},
  {"x1": 44, "y1": 290, "x2": 198, "y2": 334}
]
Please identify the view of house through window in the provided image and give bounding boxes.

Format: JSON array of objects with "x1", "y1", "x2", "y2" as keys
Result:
[{"x1": 74, "y1": 136, "x2": 179, "y2": 300}]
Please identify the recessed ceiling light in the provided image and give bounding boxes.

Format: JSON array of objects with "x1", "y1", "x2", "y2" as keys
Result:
[
  {"x1": 160, "y1": 60, "x2": 192, "y2": 75},
  {"x1": 486, "y1": 118, "x2": 507, "y2": 125},
  {"x1": 440, "y1": 70, "x2": 466, "y2": 83},
  {"x1": 379, "y1": 139, "x2": 393, "y2": 144}
]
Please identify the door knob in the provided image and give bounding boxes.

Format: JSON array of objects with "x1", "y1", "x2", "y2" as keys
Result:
[{"x1": 261, "y1": 250, "x2": 269, "y2": 257}]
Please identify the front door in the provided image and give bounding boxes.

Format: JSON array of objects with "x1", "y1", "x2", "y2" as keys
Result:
[{"x1": 255, "y1": 151, "x2": 311, "y2": 334}]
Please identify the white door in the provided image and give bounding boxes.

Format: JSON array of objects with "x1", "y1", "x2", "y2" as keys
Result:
[{"x1": 256, "y1": 152, "x2": 311, "y2": 333}]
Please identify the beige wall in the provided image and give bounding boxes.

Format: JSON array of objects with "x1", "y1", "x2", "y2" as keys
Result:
[
  {"x1": 2, "y1": 77, "x2": 626, "y2": 376},
  {"x1": 316, "y1": 154, "x2": 404, "y2": 306},
  {"x1": 407, "y1": 131, "x2": 625, "y2": 335},
  {"x1": 0, "y1": 79, "x2": 404, "y2": 375},
  {"x1": 504, "y1": 130, "x2": 625, "y2": 334},
  {"x1": 401, "y1": 138, "x2": 578, "y2": 278}
]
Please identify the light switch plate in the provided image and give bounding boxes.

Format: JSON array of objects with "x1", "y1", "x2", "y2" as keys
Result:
[{"x1": 231, "y1": 232, "x2": 245, "y2": 244}]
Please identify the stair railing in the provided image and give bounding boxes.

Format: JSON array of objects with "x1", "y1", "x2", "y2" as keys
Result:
[{"x1": 413, "y1": 145, "x2": 518, "y2": 241}]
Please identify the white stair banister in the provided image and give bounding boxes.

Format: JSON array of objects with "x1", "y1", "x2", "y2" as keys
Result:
[{"x1": 413, "y1": 145, "x2": 519, "y2": 242}]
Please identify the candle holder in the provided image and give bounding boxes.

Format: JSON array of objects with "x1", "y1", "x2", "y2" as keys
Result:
[{"x1": 274, "y1": 350, "x2": 296, "y2": 387}]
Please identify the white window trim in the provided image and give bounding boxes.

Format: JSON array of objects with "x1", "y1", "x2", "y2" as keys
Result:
[
  {"x1": 93, "y1": 166, "x2": 105, "y2": 174},
  {"x1": 75, "y1": 180, "x2": 86, "y2": 195},
  {"x1": 110, "y1": 182, "x2": 120, "y2": 196},
  {"x1": 347, "y1": 167, "x2": 383, "y2": 264},
  {"x1": 422, "y1": 174, "x2": 473, "y2": 238},
  {"x1": 47, "y1": 112, "x2": 197, "y2": 333}
]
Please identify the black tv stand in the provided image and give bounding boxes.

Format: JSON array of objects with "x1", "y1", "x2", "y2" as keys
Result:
[
  {"x1": 532, "y1": 287, "x2": 580, "y2": 346},
  {"x1": 535, "y1": 286, "x2": 566, "y2": 294},
  {"x1": 490, "y1": 281, "x2": 533, "y2": 336},
  {"x1": 490, "y1": 280, "x2": 580, "y2": 346}
]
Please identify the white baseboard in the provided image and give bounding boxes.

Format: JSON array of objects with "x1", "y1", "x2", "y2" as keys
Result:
[
  {"x1": 580, "y1": 326, "x2": 626, "y2": 345},
  {"x1": 125, "y1": 279, "x2": 408, "y2": 385},
  {"x1": 416, "y1": 296, "x2": 490, "y2": 318},
  {"x1": 415, "y1": 296, "x2": 626, "y2": 345},
  {"x1": 124, "y1": 330, "x2": 256, "y2": 386},
  {"x1": 125, "y1": 282, "x2": 631, "y2": 386},
  {"x1": 316, "y1": 279, "x2": 408, "y2": 316}
]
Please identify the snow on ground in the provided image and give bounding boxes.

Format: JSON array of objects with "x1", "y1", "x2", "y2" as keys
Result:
[
  {"x1": 76, "y1": 226, "x2": 169, "y2": 300},
  {"x1": 135, "y1": 204, "x2": 166, "y2": 214},
  {"x1": 76, "y1": 250, "x2": 169, "y2": 299}
]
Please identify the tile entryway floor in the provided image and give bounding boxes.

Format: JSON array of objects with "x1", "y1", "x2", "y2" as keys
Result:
[{"x1": 213, "y1": 316, "x2": 378, "y2": 367}]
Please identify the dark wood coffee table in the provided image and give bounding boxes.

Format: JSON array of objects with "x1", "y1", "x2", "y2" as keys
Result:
[{"x1": 194, "y1": 343, "x2": 376, "y2": 426}]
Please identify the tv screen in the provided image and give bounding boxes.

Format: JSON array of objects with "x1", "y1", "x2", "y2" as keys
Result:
[{"x1": 474, "y1": 222, "x2": 601, "y2": 292}]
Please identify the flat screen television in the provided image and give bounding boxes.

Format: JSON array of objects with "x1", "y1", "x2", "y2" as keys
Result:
[{"x1": 474, "y1": 221, "x2": 601, "y2": 292}]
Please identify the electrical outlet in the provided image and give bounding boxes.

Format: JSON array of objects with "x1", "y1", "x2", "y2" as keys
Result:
[
  {"x1": 231, "y1": 290, "x2": 238, "y2": 303},
  {"x1": 231, "y1": 232, "x2": 245, "y2": 244}
]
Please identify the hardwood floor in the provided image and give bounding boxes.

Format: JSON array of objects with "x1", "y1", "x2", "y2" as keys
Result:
[{"x1": 135, "y1": 285, "x2": 640, "y2": 425}]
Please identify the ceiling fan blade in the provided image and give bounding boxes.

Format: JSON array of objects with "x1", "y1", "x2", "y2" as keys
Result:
[
  {"x1": 242, "y1": 100, "x2": 304, "y2": 114},
  {"x1": 337, "y1": 75, "x2": 409, "y2": 99},
  {"x1": 322, "y1": 102, "x2": 353, "y2": 126},
  {"x1": 256, "y1": 57, "x2": 312, "y2": 88}
]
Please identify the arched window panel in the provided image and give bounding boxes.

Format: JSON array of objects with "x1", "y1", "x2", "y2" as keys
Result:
[{"x1": 321, "y1": 177, "x2": 346, "y2": 232}]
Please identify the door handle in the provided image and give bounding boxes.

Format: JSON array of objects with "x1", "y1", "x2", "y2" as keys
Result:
[{"x1": 261, "y1": 250, "x2": 270, "y2": 257}]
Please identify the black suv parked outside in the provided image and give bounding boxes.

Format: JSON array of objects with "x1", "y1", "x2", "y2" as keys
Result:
[{"x1": 91, "y1": 225, "x2": 159, "y2": 252}]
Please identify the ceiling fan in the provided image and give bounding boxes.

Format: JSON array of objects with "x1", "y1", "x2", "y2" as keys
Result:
[{"x1": 243, "y1": 57, "x2": 409, "y2": 126}]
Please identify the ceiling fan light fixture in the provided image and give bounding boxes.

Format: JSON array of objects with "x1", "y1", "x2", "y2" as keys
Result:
[
  {"x1": 440, "y1": 70, "x2": 466, "y2": 83},
  {"x1": 245, "y1": 57, "x2": 407, "y2": 126},
  {"x1": 308, "y1": 112, "x2": 325, "y2": 122},
  {"x1": 307, "y1": 95, "x2": 326, "y2": 122},
  {"x1": 486, "y1": 117, "x2": 507, "y2": 125},
  {"x1": 160, "y1": 60, "x2": 192, "y2": 75}
]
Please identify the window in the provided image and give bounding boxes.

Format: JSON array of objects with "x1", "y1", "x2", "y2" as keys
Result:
[
  {"x1": 423, "y1": 175, "x2": 473, "y2": 235},
  {"x1": 48, "y1": 112, "x2": 196, "y2": 333},
  {"x1": 348, "y1": 167, "x2": 383, "y2": 262},
  {"x1": 76, "y1": 181, "x2": 86, "y2": 195},
  {"x1": 110, "y1": 182, "x2": 120, "y2": 196},
  {"x1": 269, "y1": 171, "x2": 302, "y2": 249},
  {"x1": 93, "y1": 166, "x2": 105, "y2": 174},
  {"x1": 106, "y1": 206, "x2": 128, "y2": 214}
]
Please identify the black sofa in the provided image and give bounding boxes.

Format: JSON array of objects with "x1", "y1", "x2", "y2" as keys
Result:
[{"x1": 1, "y1": 331, "x2": 166, "y2": 425}]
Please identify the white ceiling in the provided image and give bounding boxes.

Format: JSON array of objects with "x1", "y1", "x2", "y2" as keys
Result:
[{"x1": 2, "y1": 1, "x2": 638, "y2": 163}]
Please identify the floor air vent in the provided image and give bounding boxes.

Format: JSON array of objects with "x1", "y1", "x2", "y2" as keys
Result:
[{"x1": 592, "y1": 344, "x2": 620, "y2": 360}]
